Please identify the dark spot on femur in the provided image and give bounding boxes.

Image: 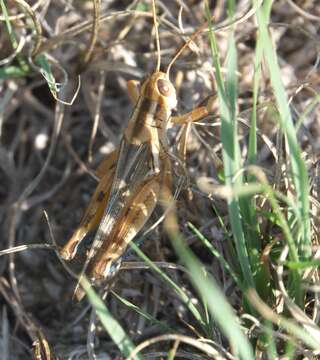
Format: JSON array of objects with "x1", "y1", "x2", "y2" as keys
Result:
[
  {"x1": 157, "y1": 79, "x2": 172, "y2": 96},
  {"x1": 85, "y1": 214, "x2": 93, "y2": 225},
  {"x1": 97, "y1": 191, "x2": 105, "y2": 202}
]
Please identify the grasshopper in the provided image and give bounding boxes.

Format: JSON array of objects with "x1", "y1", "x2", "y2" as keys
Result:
[{"x1": 60, "y1": 0, "x2": 213, "y2": 300}]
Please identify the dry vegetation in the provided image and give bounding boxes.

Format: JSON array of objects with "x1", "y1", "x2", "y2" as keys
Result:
[{"x1": 1, "y1": 0, "x2": 320, "y2": 359}]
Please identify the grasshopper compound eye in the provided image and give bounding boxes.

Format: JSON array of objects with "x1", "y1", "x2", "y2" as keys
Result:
[{"x1": 157, "y1": 79, "x2": 174, "y2": 97}]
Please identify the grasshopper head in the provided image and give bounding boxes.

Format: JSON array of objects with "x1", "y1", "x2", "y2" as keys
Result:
[{"x1": 141, "y1": 71, "x2": 177, "y2": 111}]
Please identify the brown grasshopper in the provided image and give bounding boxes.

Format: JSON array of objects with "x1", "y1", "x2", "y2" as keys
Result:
[{"x1": 60, "y1": 0, "x2": 213, "y2": 300}]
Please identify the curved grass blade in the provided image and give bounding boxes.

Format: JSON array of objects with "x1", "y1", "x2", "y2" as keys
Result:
[{"x1": 81, "y1": 277, "x2": 144, "y2": 360}]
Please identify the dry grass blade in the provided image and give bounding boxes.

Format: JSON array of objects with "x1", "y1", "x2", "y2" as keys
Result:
[
  {"x1": 12, "y1": 0, "x2": 43, "y2": 57},
  {"x1": 126, "y1": 334, "x2": 225, "y2": 360},
  {"x1": 81, "y1": 0, "x2": 101, "y2": 69},
  {"x1": 0, "y1": 244, "x2": 54, "y2": 256},
  {"x1": 285, "y1": 0, "x2": 320, "y2": 22},
  {"x1": 0, "y1": 0, "x2": 46, "y2": 21},
  {"x1": 277, "y1": 246, "x2": 320, "y2": 341},
  {"x1": 248, "y1": 289, "x2": 320, "y2": 352},
  {"x1": 0, "y1": 278, "x2": 56, "y2": 359}
]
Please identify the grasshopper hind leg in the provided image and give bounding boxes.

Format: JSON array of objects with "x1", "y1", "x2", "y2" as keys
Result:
[
  {"x1": 88, "y1": 173, "x2": 162, "y2": 283},
  {"x1": 60, "y1": 150, "x2": 118, "y2": 260}
]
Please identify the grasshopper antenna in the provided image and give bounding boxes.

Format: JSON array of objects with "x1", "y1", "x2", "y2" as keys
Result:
[
  {"x1": 152, "y1": 0, "x2": 161, "y2": 71},
  {"x1": 166, "y1": 18, "x2": 210, "y2": 78},
  {"x1": 166, "y1": 0, "x2": 262, "y2": 77}
]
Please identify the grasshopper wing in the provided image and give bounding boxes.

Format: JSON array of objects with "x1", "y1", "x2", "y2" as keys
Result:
[{"x1": 76, "y1": 139, "x2": 157, "y2": 293}]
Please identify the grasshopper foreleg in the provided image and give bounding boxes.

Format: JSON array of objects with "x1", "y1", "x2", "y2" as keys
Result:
[
  {"x1": 171, "y1": 97, "x2": 217, "y2": 167},
  {"x1": 127, "y1": 80, "x2": 140, "y2": 104}
]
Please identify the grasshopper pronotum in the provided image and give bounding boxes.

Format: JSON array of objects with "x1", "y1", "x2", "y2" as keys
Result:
[{"x1": 60, "y1": 0, "x2": 213, "y2": 300}]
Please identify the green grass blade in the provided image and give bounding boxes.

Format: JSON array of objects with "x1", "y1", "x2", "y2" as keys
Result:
[
  {"x1": 170, "y1": 232, "x2": 255, "y2": 360},
  {"x1": 0, "y1": 0, "x2": 30, "y2": 73},
  {"x1": 255, "y1": 0, "x2": 311, "y2": 258},
  {"x1": 248, "y1": 0, "x2": 271, "y2": 166},
  {"x1": 248, "y1": 0, "x2": 268, "y2": 165},
  {"x1": 0, "y1": 0, "x2": 18, "y2": 49},
  {"x1": 112, "y1": 291, "x2": 172, "y2": 332},
  {"x1": 187, "y1": 222, "x2": 242, "y2": 288},
  {"x1": 264, "y1": 321, "x2": 278, "y2": 359},
  {"x1": 35, "y1": 54, "x2": 60, "y2": 99},
  {"x1": 130, "y1": 242, "x2": 208, "y2": 333},
  {"x1": 206, "y1": 3, "x2": 254, "y2": 289},
  {"x1": 81, "y1": 277, "x2": 144, "y2": 360}
]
